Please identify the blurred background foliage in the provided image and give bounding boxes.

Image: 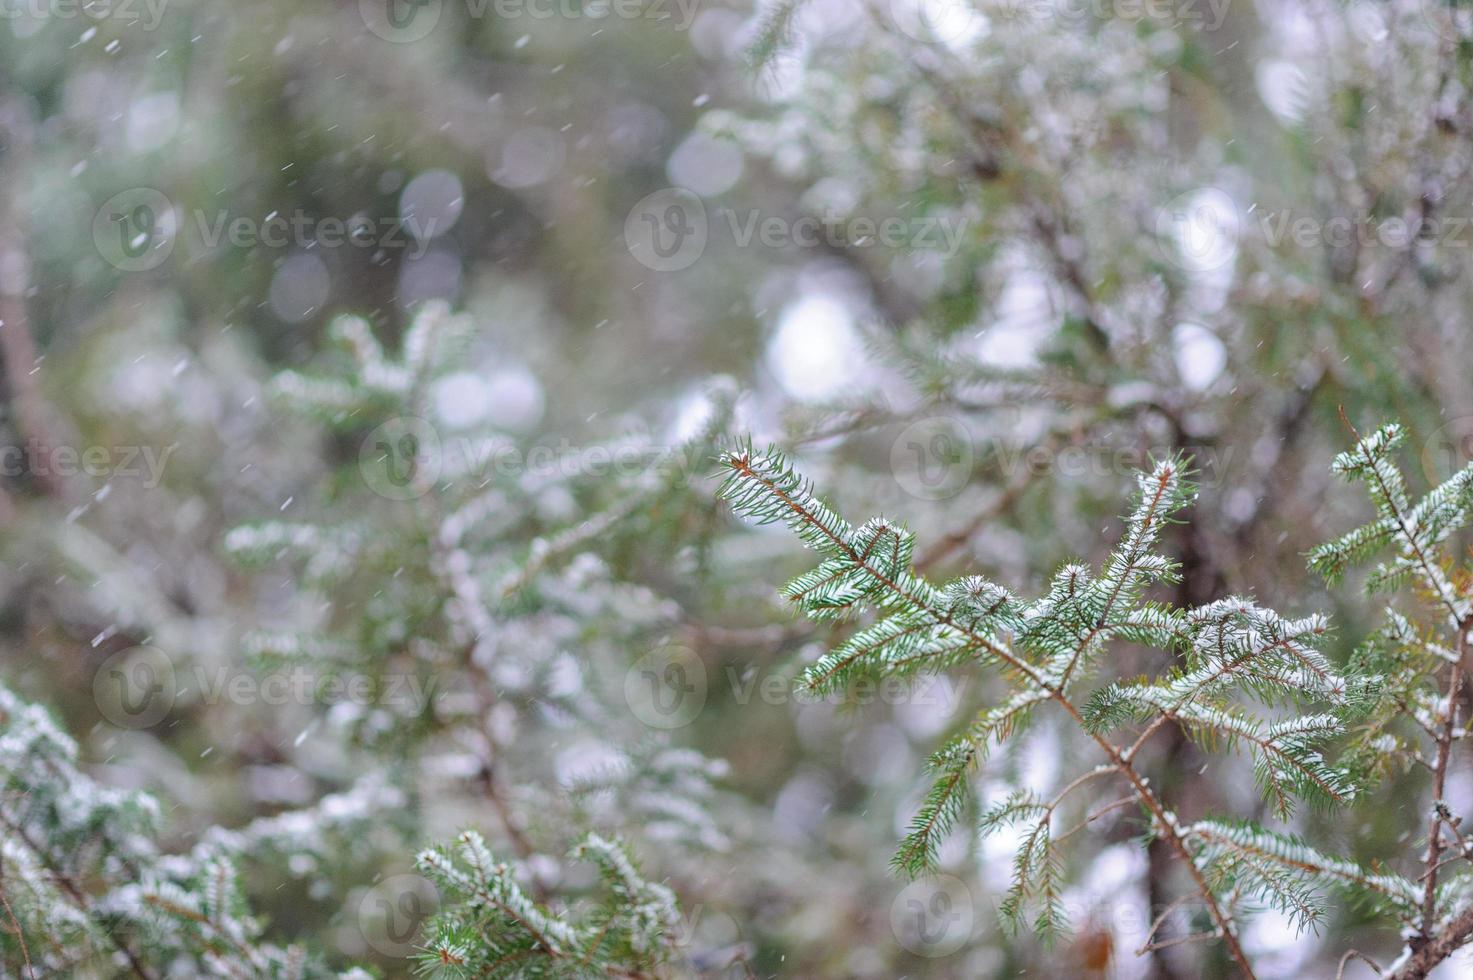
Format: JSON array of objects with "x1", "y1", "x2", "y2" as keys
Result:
[{"x1": 4, "y1": 0, "x2": 1473, "y2": 976}]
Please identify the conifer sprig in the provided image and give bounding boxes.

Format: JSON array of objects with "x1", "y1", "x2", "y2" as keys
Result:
[
  {"x1": 718, "y1": 439, "x2": 1472, "y2": 976},
  {"x1": 720, "y1": 447, "x2": 1312, "y2": 975},
  {"x1": 413, "y1": 831, "x2": 681, "y2": 979},
  {"x1": 1305, "y1": 423, "x2": 1473, "y2": 978}
]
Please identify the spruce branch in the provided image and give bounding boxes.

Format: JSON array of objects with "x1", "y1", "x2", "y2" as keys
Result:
[
  {"x1": 720, "y1": 426, "x2": 1473, "y2": 975},
  {"x1": 1307, "y1": 422, "x2": 1473, "y2": 970},
  {"x1": 720, "y1": 448, "x2": 1262, "y2": 975},
  {"x1": 414, "y1": 830, "x2": 682, "y2": 979}
]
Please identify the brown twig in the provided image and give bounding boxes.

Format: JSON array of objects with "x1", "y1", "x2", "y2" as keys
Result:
[
  {"x1": 0, "y1": 874, "x2": 34, "y2": 980},
  {"x1": 1416, "y1": 617, "x2": 1469, "y2": 948},
  {"x1": 1336, "y1": 949, "x2": 1383, "y2": 978}
]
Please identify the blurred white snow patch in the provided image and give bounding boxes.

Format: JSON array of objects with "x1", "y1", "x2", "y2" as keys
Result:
[
  {"x1": 433, "y1": 371, "x2": 496, "y2": 429},
  {"x1": 484, "y1": 366, "x2": 545, "y2": 432},
  {"x1": 425, "y1": 752, "x2": 483, "y2": 778},
  {"x1": 7, "y1": 12, "x2": 42, "y2": 39},
  {"x1": 1257, "y1": 3, "x2": 1320, "y2": 53},
  {"x1": 109, "y1": 353, "x2": 179, "y2": 411},
  {"x1": 842, "y1": 723, "x2": 910, "y2": 787},
  {"x1": 667, "y1": 131, "x2": 743, "y2": 197},
  {"x1": 773, "y1": 770, "x2": 834, "y2": 843},
  {"x1": 1070, "y1": 843, "x2": 1150, "y2": 955},
  {"x1": 1243, "y1": 908, "x2": 1315, "y2": 977},
  {"x1": 546, "y1": 652, "x2": 583, "y2": 699},
  {"x1": 605, "y1": 102, "x2": 669, "y2": 165},
  {"x1": 793, "y1": 0, "x2": 866, "y2": 42},
  {"x1": 1346, "y1": 4, "x2": 1388, "y2": 44},
  {"x1": 269, "y1": 253, "x2": 330, "y2": 323},
  {"x1": 555, "y1": 739, "x2": 625, "y2": 786},
  {"x1": 1081, "y1": 842, "x2": 1146, "y2": 893},
  {"x1": 668, "y1": 383, "x2": 729, "y2": 443},
  {"x1": 1441, "y1": 945, "x2": 1473, "y2": 976},
  {"x1": 246, "y1": 764, "x2": 312, "y2": 805},
  {"x1": 1167, "y1": 187, "x2": 1240, "y2": 276},
  {"x1": 1172, "y1": 322, "x2": 1227, "y2": 391},
  {"x1": 491, "y1": 126, "x2": 564, "y2": 189},
  {"x1": 432, "y1": 366, "x2": 544, "y2": 432},
  {"x1": 893, "y1": 675, "x2": 964, "y2": 738},
  {"x1": 1256, "y1": 60, "x2": 1312, "y2": 124},
  {"x1": 689, "y1": 8, "x2": 747, "y2": 61},
  {"x1": 127, "y1": 91, "x2": 179, "y2": 153},
  {"x1": 399, "y1": 169, "x2": 465, "y2": 241},
  {"x1": 971, "y1": 262, "x2": 1061, "y2": 369},
  {"x1": 890, "y1": 0, "x2": 988, "y2": 50},
  {"x1": 1225, "y1": 486, "x2": 1258, "y2": 523},
  {"x1": 800, "y1": 177, "x2": 861, "y2": 217},
  {"x1": 1107, "y1": 380, "x2": 1160, "y2": 411},
  {"x1": 979, "y1": 779, "x2": 1027, "y2": 892},
  {"x1": 397, "y1": 249, "x2": 462, "y2": 309},
  {"x1": 1017, "y1": 728, "x2": 1060, "y2": 794},
  {"x1": 766, "y1": 293, "x2": 868, "y2": 402}
]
